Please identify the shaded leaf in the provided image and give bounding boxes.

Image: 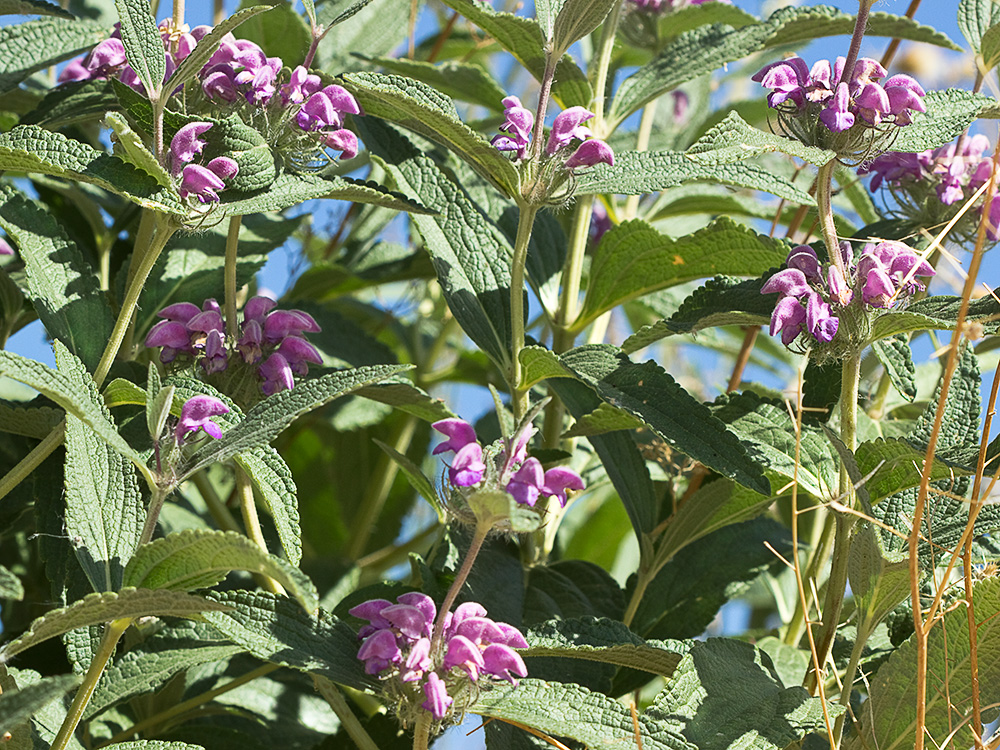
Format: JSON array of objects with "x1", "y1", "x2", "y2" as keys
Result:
[
  {"x1": 891, "y1": 89, "x2": 999, "y2": 154},
  {"x1": 113, "y1": 0, "x2": 165, "y2": 97},
  {"x1": 365, "y1": 56, "x2": 507, "y2": 110},
  {"x1": 0, "y1": 0, "x2": 73, "y2": 17},
  {"x1": 551, "y1": 0, "x2": 617, "y2": 56},
  {"x1": 872, "y1": 335, "x2": 916, "y2": 402},
  {"x1": 0, "y1": 674, "x2": 80, "y2": 737},
  {"x1": 0, "y1": 17, "x2": 105, "y2": 93},
  {"x1": 234, "y1": 447, "x2": 302, "y2": 566},
  {"x1": 686, "y1": 111, "x2": 835, "y2": 166},
  {"x1": 0, "y1": 565, "x2": 24, "y2": 601}
]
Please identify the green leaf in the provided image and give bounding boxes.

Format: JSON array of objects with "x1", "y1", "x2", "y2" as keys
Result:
[
  {"x1": 102, "y1": 743, "x2": 204, "y2": 749},
  {"x1": 0, "y1": 344, "x2": 149, "y2": 481},
  {"x1": 122, "y1": 529, "x2": 319, "y2": 612},
  {"x1": 0, "y1": 588, "x2": 229, "y2": 661},
  {"x1": 524, "y1": 617, "x2": 685, "y2": 677},
  {"x1": 57, "y1": 344, "x2": 143, "y2": 593},
  {"x1": 365, "y1": 56, "x2": 507, "y2": 110},
  {"x1": 563, "y1": 401, "x2": 645, "y2": 436},
  {"x1": 20, "y1": 79, "x2": 117, "y2": 129},
  {"x1": 234, "y1": 0, "x2": 309, "y2": 63},
  {"x1": 870, "y1": 287, "x2": 1000, "y2": 341},
  {"x1": 358, "y1": 118, "x2": 515, "y2": 369},
  {"x1": 355, "y1": 380, "x2": 455, "y2": 423},
  {"x1": 891, "y1": 89, "x2": 998, "y2": 154},
  {"x1": 854, "y1": 438, "x2": 971, "y2": 504},
  {"x1": 0, "y1": 0, "x2": 73, "y2": 17},
  {"x1": 686, "y1": 110, "x2": 836, "y2": 166},
  {"x1": 202, "y1": 589, "x2": 371, "y2": 689},
  {"x1": 872, "y1": 335, "x2": 916, "y2": 402},
  {"x1": 576, "y1": 217, "x2": 789, "y2": 331},
  {"x1": 551, "y1": 0, "x2": 617, "y2": 56},
  {"x1": 848, "y1": 524, "x2": 910, "y2": 632},
  {"x1": 959, "y1": 0, "x2": 998, "y2": 53},
  {"x1": 609, "y1": 22, "x2": 774, "y2": 125},
  {"x1": 646, "y1": 638, "x2": 843, "y2": 750},
  {"x1": 183, "y1": 363, "x2": 409, "y2": 476},
  {"x1": 436, "y1": 0, "x2": 592, "y2": 108},
  {"x1": 473, "y1": 678, "x2": 695, "y2": 750},
  {"x1": 0, "y1": 674, "x2": 80, "y2": 737},
  {"x1": 342, "y1": 71, "x2": 520, "y2": 197},
  {"x1": 0, "y1": 185, "x2": 114, "y2": 372},
  {"x1": 622, "y1": 275, "x2": 773, "y2": 353},
  {"x1": 850, "y1": 577, "x2": 1000, "y2": 750},
  {"x1": 763, "y1": 5, "x2": 961, "y2": 51},
  {"x1": 802, "y1": 358, "x2": 840, "y2": 425},
  {"x1": 217, "y1": 171, "x2": 432, "y2": 217},
  {"x1": 233, "y1": 447, "x2": 303, "y2": 566},
  {"x1": 652, "y1": 2, "x2": 758, "y2": 39},
  {"x1": 574, "y1": 150, "x2": 816, "y2": 204},
  {"x1": 0, "y1": 126, "x2": 186, "y2": 215},
  {"x1": 522, "y1": 345, "x2": 770, "y2": 495},
  {"x1": 321, "y1": 0, "x2": 374, "y2": 27},
  {"x1": 0, "y1": 565, "x2": 24, "y2": 601},
  {"x1": 372, "y1": 438, "x2": 445, "y2": 521},
  {"x1": 0, "y1": 17, "x2": 105, "y2": 93},
  {"x1": 105, "y1": 111, "x2": 172, "y2": 186},
  {"x1": 206, "y1": 116, "x2": 277, "y2": 194},
  {"x1": 113, "y1": 0, "x2": 165, "y2": 97}
]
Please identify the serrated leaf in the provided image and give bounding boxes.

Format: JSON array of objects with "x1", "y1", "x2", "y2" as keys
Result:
[
  {"x1": 233, "y1": 447, "x2": 302, "y2": 566},
  {"x1": 551, "y1": 0, "x2": 616, "y2": 56},
  {"x1": 201, "y1": 589, "x2": 372, "y2": 689},
  {"x1": 574, "y1": 150, "x2": 816, "y2": 204},
  {"x1": 891, "y1": 89, "x2": 998, "y2": 154},
  {"x1": 687, "y1": 111, "x2": 836, "y2": 166},
  {"x1": 0, "y1": 17, "x2": 105, "y2": 93},
  {"x1": 105, "y1": 111, "x2": 173, "y2": 187},
  {"x1": 850, "y1": 577, "x2": 1000, "y2": 750},
  {"x1": 0, "y1": 185, "x2": 113, "y2": 372},
  {"x1": 653, "y1": 2, "x2": 758, "y2": 39},
  {"x1": 0, "y1": 0, "x2": 73, "y2": 17},
  {"x1": 366, "y1": 56, "x2": 507, "y2": 110},
  {"x1": 355, "y1": 380, "x2": 454, "y2": 422},
  {"x1": 0, "y1": 565, "x2": 24, "y2": 601},
  {"x1": 20, "y1": 79, "x2": 118, "y2": 128},
  {"x1": 473, "y1": 678, "x2": 695, "y2": 750},
  {"x1": 576, "y1": 217, "x2": 789, "y2": 331},
  {"x1": 0, "y1": 588, "x2": 229, "y2": 661},
  {"x1": 342, "y1": 71, "x2": 520, "y2": 197},
  {"x1": 204, "y1": 116, "x2": 276, "y2": 193},
  {"x1": 872, "y1": 335, "x2": 916, "y2": 402},
  {"x1": 0, "y1": 126, "x2": 186, "y2": 214},
  {"x1": 848, "y1": 524, "x2": 910, "y2": 632},
  {"x1": 166, "y1": 5, "x2": 273, "y2": 94},
  {"x1": 122, "y1": 529, "x2": 318, "y2": 612},
  {"x1": 436, "y1": 0, "x2": 592, "y2": 108},
  {"x1": 0, "y1": 674, "x2": 80, "y2": 736},
  {"x1": 322, "y1": 0, "x2": 374, "y2": 26},
  {"x1": 524, "y1": 617, "x2": 686, "y2": 677},
  {"x1": 114, "y1": 0, "x2": 165, "y2": 97},
  {"x1": 0, "y1": 344, "x2": 149, "y2": 482},
  {"x1": 521, "y1": 345, "x2": 770, "y2": 495},
  {"x1": 217, "y1": 171, "x2": 432, "y2": 217},
  {"x1": 623, "y1": 275, "x2": 773, "y2": 353},
  {"x1": 563, "y1": 401, "x2": 645, "y2": 436},
  {"x1": 959, "y1": 0, "x2": 998, "y2": 53},
  {"x1": 57, "y1": 343, "x2": 143, "y2": 593},
  {"x1": 981, "y1": 23, "x2": 1000, "y2": 71},
  {"x1": 646, "y1": 638, "x2": 843, "y2": 750},
  {"x1": 372, "y1": 438, "x2": 445, "y2": 521},
  {"x1": 869, "y1": 287, "x2": 1000, "y2": 340},
  {"x1": 358, "y1": 117, "x2": 514, "y2": 369},
  {"x1": 854, "y1": 438, "x2": 971, "y2": 504}
]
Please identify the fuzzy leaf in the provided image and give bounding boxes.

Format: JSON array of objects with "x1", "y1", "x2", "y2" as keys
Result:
[
  {"x1": 847, "y1": 524, "x2": 910, "y2": 632},
  {"x1": 521, "y1": 345, "x2": 770, "y2": 495},
  {"x1": 365, "y1": 56, "x2": 507, "y2": 110},
  {"x1": 854, "y1": 438, "x2": 972, "y2": 504},
  {"x1": 0, "y1": 0, "x2": 73, "y2": 17},
  {"x1": 233, "y1": 0, "x2": 309, "y2": 63},
  {"x1": 105, "y1": 111, "x2": 173, "y2": 187},
  {"x1": 342, "y1": 71, "x2": 520, "y2": 197},
  {"x1": 355, "y1": 380, "x2": 455, "y2": 422},
  {"x1": 202, "y1": 590, "x2": 371, "y2": 689},
  {"x1": 183, "y1": 363, "x2": 410, "y2": 475},
  {"x1": 959, "y1": 0, "x2": 999, "y2": 53},
  {"x1": 891, "y1": 89, "x2": 998, "y2": 154},
  {"x1": 373, "y1": 439, "x2": 445, "y2": 521},
  {"x1": 0, "y1": 126, "x2": 186, "y2": 214},
  {"x1": 57, "y1": 344, "x2": 143, "y2": 593},
  {"x1": 646, "y1": 638, "x2": 842, "y2": 750},
  {"x1": 0, "y1": 17, "x2": 105, "y2": 93},
  {"x1": 850, "y1": 577, "x2": 1000, "y2": 750},
  {"x1": 870, "y1": 287, "x2": 1000, "y2": 340},
  {"x1": 0, "y1": 589, "x2": 229, "y2": 661},
  {"x1": 763, "y1": 5, "x2": 961, "y2": 51},
  {"x1": 872, "y1": 335, "x2": 916, "y2": 402},
  {"x1": 113, "y1": 0, "x2": 165, "y2": 97},
  {"x1": 0, "y1": 401, "x2": 61, "y2": 439},
  {"x1": 122, "y1": 529, "x2": 318, "y2": 612},
  {"x1": 20, "y1": 79, "x2": 118, "y2": 128},
  {"x1": 233, "y1": 447, "x2": 303, "y2": 566},
  {"x1": 0, "y1": 566, "x2": 23, "y2": 601},
  {"x1": 576, "y1": 217, "x2": 789, "y2": 331},
  {"x1": 551, "y1": 0, "x2": 617, "y2": 55},
  {"x1": 473, "y1": 678, "x2": 696, "y2": 750},
  {"x1": 0, "y1": 185, "x2": 113, "y2": 371},
  {"x1": 687, "y1": 111, "x2": 836, "y2": 166},
  {"x1": 0, "y1": 674, "x2": 80, "y2": 737},
  {"x1": 574, "y1": 150, "x2": 816, "y2": 204}
]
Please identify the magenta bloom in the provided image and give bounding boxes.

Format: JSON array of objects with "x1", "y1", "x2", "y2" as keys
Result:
[
  {"x1": 448, "y1": 442, "x2": 486, "y2": 487},
  {"x1": 175, "y1": 395, "x2": 229, "y2": 443},
  {"x1": 564, "y1": 139, "x2": 615, "y2": 170},
  {"x1": 546, "y1": 106, "x2": 595, "y2": 155},
  {"x1": 506, "y1": 457, "x2": 545, "y2": 507},
  {"x1": 432, "y1": 419, "x2": 479, "y2": 455},
  {"x1": 169, "y1": 122, "x2": 212, "y2": 174}
]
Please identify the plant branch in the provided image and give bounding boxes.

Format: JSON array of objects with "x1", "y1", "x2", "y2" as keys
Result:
[
  {"x1": 224, "y1": 215, "x2": 242, "y2": 340},
  {"x1": 509, "y1": 204, "x2": 539, "y2": 420},
  {"x1": 314, "y1": 677, "x2": 380, "y2": 750}
]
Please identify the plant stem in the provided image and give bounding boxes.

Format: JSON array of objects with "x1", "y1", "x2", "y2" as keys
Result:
[
  {"x1": 528, "y1": 61, "x2": 557, "y2": 165},
  {"x1": 427, "y1": 12, "x2": 458, "y2": 63},
  {"x1": 623, "y1": 99, "x2": 658, "y2": 219},
  {"x1": 0, "y1": 422, "x2": 65, "y2": 503},
  {"x1": 430, "y1": 521, "x2": 491, "y2": 650},
  {"x1": 213, "y1": 0, "x2": 224, "y2": 25},
  {"x1": 224, "y1": 215, "x2": 242, "y2": 340},
  {"x1": 412, "y1": 711, "x2": 433, "y2": 750},
  {"x1": 172, "y1": 0, "x2": 184, "y2": 30},
  {"x1": 726, "y1": 326, "x2": 760, "y2": 393},
  {"x1": 815, "y1": 161, "x2": 843, "y2": 277},
  {"x1": 236, "y1": 468, "x2": 285, "y2": 595},
  {"x1": 837, "y1": 0, "x2": 875, "y2": 86},
  {"x1": 591, "y1": 0, "x2": 623, "y2": 131},
  {"x1": 553, "y1": 197, "x2": 593, "y2": 350},
  {"x1": 879, "y1": 0, "x2": 921, "y2": 69},
  {"x1": 138, "y1": 486, "x2": 170, "y2": 546},
  {"x1": 314, "y1": 676, "x2": 380, "y2": 750},
  {"x1": 51, "y1": 618, "x2": 130, "y2": 750},
  {"x1": 509, "y1": 205, "x2": 539, "y2": 421}
]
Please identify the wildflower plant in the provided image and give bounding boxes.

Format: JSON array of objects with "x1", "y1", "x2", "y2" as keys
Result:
[{"x1": 2, "y1": 1, "x2": 1000, "y2": 750}]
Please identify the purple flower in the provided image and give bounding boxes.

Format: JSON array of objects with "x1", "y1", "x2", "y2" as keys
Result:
[
  {"x1": 259, "y1": 352, "x2": 295, "y2": 395},
  {"x1": 819, "y1": 82, "x2": 854, "y2": 132},
  {"x1": 786, "y1": 245, "x2": 821, "y2": 281},
  {"x1": 263, "y1": 309, "x2": 320, "y2": 342},
  {"x1": 381, "y1": 603, "x2": 432, "y2": 640},
  {"x1": 169, "y1": 122, "x2": 212, "y2": 174},
  {"x1": 493, "y1": 95, "x2": 534, "y2": 160},
  {"x1": 542, "y1": 467, "x2": 585, "y2": 507},
  {"x1": 323, "y1": 129, "x2": 359, "y2": 160},
  {"x1": 761, "y1": 268, "x2": 811, "y2": 298},
  {"x1": 564, "y1": 139, "x2": 615, "y2": 170},
  {"x1": 546, "y1": 106, "x2": 595, "y2": 155},
  {"x1": 506, "y1": 457, "x2": 545, "y2": 507},
  {"x1": 0, "y1": 238, "x2": 13, "y2": 256},
  {"x1": 175, "y1": 395, "x2": 229, "y2": 442},
  {"x1": 432, "y1": 419, "x2": 479, "y2": 455},
  {"x1": 752, "y1": 57, "x2": 810, "y2": 109},
  {"x1": 448, "y1": 442, "x2": 486, "y2": 487},
  {"x1": 422, "y1": 672, "x2": 453, "y2": 719},
  {"x1": 281, "y1": 65, "x2": 322, "y2": 106},
  {"x1": 804, "y1": 292, "x2": 838, "y2": 343},
  {"x1": 179, "y1": 164, "x2": 225, "y2": 203},
  {"x1": 276, "y1": 336, "x2": 322, "y2": 376},
  {"x1": 357, "y1": 628, "x2": 402, "y2": 674},
  {"x1": 769, "y1": 296, "x2": 806, "y2": 346},
  {"x1": 481, "y1": 643, "x2": 528, "y2": 684},
  {"x1": 444, "y1": 634, "x2": 485, "y2": 679}
]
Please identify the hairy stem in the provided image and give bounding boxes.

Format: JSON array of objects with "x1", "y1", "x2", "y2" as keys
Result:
[
  {"x1": 554, "y1": 196, "x2": 594, "y2": 350},
  {"x1": 509, "y1": 205, "x2": 539, "y2": 421},
  {"x1": 623, "y1": 99, "x2": 658, "y2": 219},
  {"x1": 591, "y1": 0, "x2": 623, "y2": 130},
  {"x1": 224, "y1": 215, "x2": 242, "y2": 340},
  {"x1": 314, "y1": 677, "x2": 380, "y2": 750},
  {"x1": 430, "y1": 521, "x2": 491, "y2": 650},
  {"x1": 815, "y1": 161, "x2": 843, "y2": 278},
  {"x1": 237, "y1": 468, "x2": 285, "y2": 595},
  {"x1": 837, "y1": 0, "x2": 875, "y2": 86},
  {"x1": 412, "y1": 711, "x2": 433, "y2": 750},
  {"x1": 138, "y1": 486, "x2": 170, "y2": 546},
  {"x1": 51, "y1": 618, "x2": 130, "y2": 750}
]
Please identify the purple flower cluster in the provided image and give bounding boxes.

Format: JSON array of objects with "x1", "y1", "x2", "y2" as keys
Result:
[
  {"x1": 350, "y1": 593, "x2": 528, "y2": 721},
  {"x1": 60, "y1": 21, "x2": 362, "y2": 164},
  {"x1": 145, "y1": 296, "x2": 322, "y2": 395},
  {"x1": 0, "y1": 237, "x2": 13, "y2": 256},
  {"x1": 762, "y1": 241, "x2": 934, "y2": 347},
  {"x1": 492, "y1": 98, "x2": 614, "y2": 170},
  {"x1": 859, "y1": 135, "x2": 1000, "y2": 240},
  {"x1": 628, "y1": 0, "x2": 730, "y2": 12},
  {"x1": 168, "y1": 122, "x2": 238, "y2": 203},
  {"x1": 431, "y1": 419, "x2": 584, "y2": 507},
  {"x1": 753, "y1": 56, "x2": 925, "y2": 134},
  {"x1": 175, "y1": 395, "x2": 229, "y2": 443}
]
